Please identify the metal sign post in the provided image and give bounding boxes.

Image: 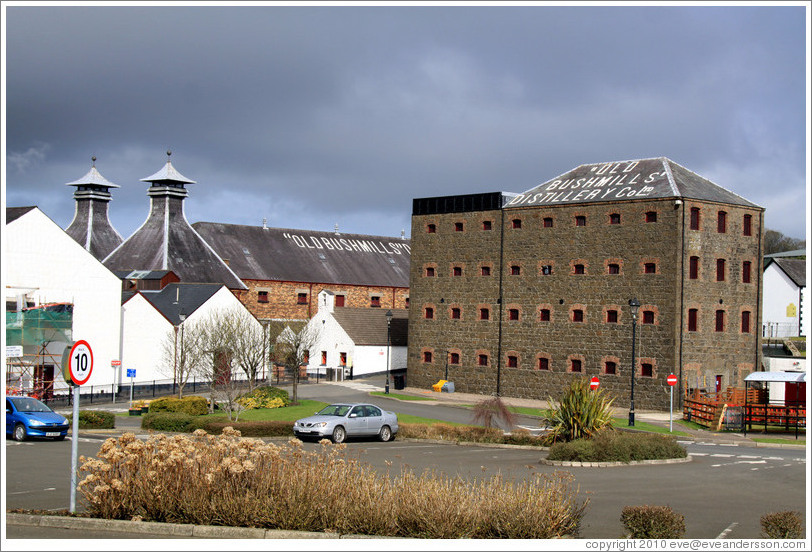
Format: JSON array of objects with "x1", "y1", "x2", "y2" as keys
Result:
[
  {"x1": 127, "y1": 368, "x2": 136, "y2": 402},
  {"x1": 666, "y1": 374, "x2": 678, "y2": 433},
  {"x1": 68, "y1": 340, "x2": 93, "y2": 513}
]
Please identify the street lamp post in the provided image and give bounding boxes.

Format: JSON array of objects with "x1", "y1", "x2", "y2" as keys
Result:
[
  {"x1": 385, "y1": 310, "x2": 393, "y2": 394},
  {"x1": 628, "y1": 298, "x2": 640, "y2": 426},
  {"x1": 444, "y1": 350, "x2": 449, "y2": 381}
]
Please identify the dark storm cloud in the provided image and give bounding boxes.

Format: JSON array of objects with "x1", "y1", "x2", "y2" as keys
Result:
[{"x1": 4, "y1": 4, "x2": 808, "y2": 241}]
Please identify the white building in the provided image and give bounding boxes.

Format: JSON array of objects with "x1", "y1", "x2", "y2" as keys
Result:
[
  {"x1": 5, "y1": 207, "x2": 122, "y2": 394},
  {"x1": 305, "y1": 290, "x2": 408, "y2": 380},
  {"x1": 121, "y1": 282, "x2": 262, "y2": 385},
  {"x1": 762, "y1": 257, "x2": 807, "y2": 338}
]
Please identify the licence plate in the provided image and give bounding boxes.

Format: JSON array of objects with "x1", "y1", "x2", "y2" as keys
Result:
[{"x1": 45, "y1": 432, "x2": 60, "y2": 437}]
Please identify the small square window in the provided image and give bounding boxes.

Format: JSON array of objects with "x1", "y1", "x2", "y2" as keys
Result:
[
  {"x1": 425, "y1": 267, "x2": 435, "y2": 277},
  {"x1": 543, "y1": 217, "x2": 554, "y2": 228},
  {"x1": 609, "y1": 213, "x2": 621, "y2": 225},
  {"x1": 642, "y1": 310, "x2": 655, "y2": 324},
  {"x1": 608, "y1": 263, "x2": 620, "y2": 275},
  {"x1": 540, "y1": 309, "x2": 551, "y2": 322},
  {"x1": 297, "y1": 292, "x2": 308, "y2": 304},
  {"x1": 541, "y1": 265, "x2": 553, "y2": 275},
  {"x1": 573, "y1": 264, "x2": 585, "y2": 275},
  {"x1": 481, "y1": 265, "x2": 491, "y2": 276},
  {"x1": 641, "y1": 363, "x2": 653, "y2": 377},
  {"x1": 450, "y1": 352, "x2": 460, "y2": 364},
  {"x1": 644, "y1": 263, "x2": 657, "y2": 274},
  {"x1": 427, "y1": 224, "x2": 436, "y2": 234},
  {"x1": 451, "y1": 308, "x2": 461, "y2": 319},
  {"x1": 511, "y1": 265, "x2": 521, "y2": 276},
  {"x1": 335, "y1": 295, "x2": 345, "y2": 307},
  {"x1": 605, "y1": 361, "x2": 617, "y2": 375},
  {"x1": 538, "y1": 357, "x2": 550, "y2": 371},
  {"x1": 423, "y1": 351, "x2": 433, "y2": 363},
  {"x1": 455, "y1": 222, "x2": 464, "y2": 232},
  {"x1": 480, "y1": 308, "x2": 490, "y2": 320},
  {"x1": 646, "y1": 211, "x2": 657, "y2": 223},
  {"x1": 424, "y1": 307, "x2": 434, "y2": 319},
  {"x1": 478, "y1": 354, "x2": 489, "y2": 366},
  {"x1": 606, "y1": 310, "x2": 618, "y2": 323},
  {"x1": 512, "y1": 218, "x2": 522, "y2": 229},
  {"x1": 453, "y1": 266, "x2": 462, "y2": 277},
  {"x1": 572, "y1": 309, "x2": 584, "y2": 323},
  {"x1": 371, "y1": 296, "x2": 381, "y2": 307},
  {"x1": 257, "y1": 291, "x2": 269, "y2": 304},
  {"x1": 575, "y1": 215, "x2": 586, "y2": 227},
  {"x1": 509, "y1": 308, "x2": 520, "y2": 321},
  {"x1": 571, "y1": 359, "x2": 582, "y2": 372},
  {"x1": 482, "y1": 220, "x2": 492, "y2": 230},
  {"x1": 507, "y1": 355, "x2": 518, "y2": 368}
]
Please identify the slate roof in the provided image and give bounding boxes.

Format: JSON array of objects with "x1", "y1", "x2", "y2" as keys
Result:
[
  {"x1": 103, "y1": 160, "x2": 246, "y2": 290},
  {"x1": 6, "y1": 206, "x2": 36, "y2": 224},
  {"x1": 193, "y1": 222, "x2": 411, "y2": 288},
  {"x1": 331, "y1": 308, "x2": 409, "y2": 347},
  {"x1": 113, "y1": 270, "x2": 176, "y2": 281},
  {"x1": 766, "y1": 258, "x2": 806, "y2": 289},
  {"x1": 139, "y1": 282, "x2": 226, "y2": 325},
  {"x1": 505, "y1": 157, "x2": 763, "y2": 209}
]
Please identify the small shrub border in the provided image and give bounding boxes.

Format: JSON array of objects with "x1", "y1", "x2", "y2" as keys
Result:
[
  {"x1": 148, "y1": 395, "x2": 209, "y2": 416},
  {"x1": 760, "y1": 511, "x2": 804, "y2": 539},
  {"x1": 67, "y1": 410, "x2": 115, "y2": 430},
  {"x1": 547, "y1": 430, "x2": 687, "y2": 463}
]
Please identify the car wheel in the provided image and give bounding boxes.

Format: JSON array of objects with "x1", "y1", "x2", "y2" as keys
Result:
[
  {"x1": 13, "y1": 424, "x2": 27, "y2": 442},
  {"x1": 331, "y1": 425, "x2": 346, "y2": 444},
  {"x1": 378, "y1": 425, "x2": 392, "y2": 442}
]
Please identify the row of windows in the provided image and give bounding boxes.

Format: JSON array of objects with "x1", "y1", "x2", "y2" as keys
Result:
[
  {"x1": 425, "y1": 258, "x2": 753, "y2": 281},
  {"x1": 426, "y1": 209, "x2": 755, "y2": 235},
  {"x1": 424, "y1": 305, "x2": 754, "y2": 332},
  {"x1": 422, "y1": 350, "x2": 658, "y2": 377},
  {"x1": 257, "y1": 291, "x2": 408, "y2": 308}
]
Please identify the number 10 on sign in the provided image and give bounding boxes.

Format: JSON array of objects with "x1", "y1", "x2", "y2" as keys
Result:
[{"x1": 69, "y1": 340, "x2": 93, "y2": 386}]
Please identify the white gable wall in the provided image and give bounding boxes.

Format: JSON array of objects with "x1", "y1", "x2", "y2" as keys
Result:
[
  {"x1": 5, "y1": 209, "x2": 122, "y2": 391},
  {"x1": 762, "y1": 263, "x2": 804, "y2": 337},
  {"x1": 121, "y1": 293, "x2": 173, "y2": 384}
]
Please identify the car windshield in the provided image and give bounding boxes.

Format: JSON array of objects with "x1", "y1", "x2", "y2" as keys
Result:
[
  {"x1": 317, "y1": 405, "x2": 352, "y2": 417},
  {"x1": 11, "y1": 397, "x2": 53, "y2": 413}
]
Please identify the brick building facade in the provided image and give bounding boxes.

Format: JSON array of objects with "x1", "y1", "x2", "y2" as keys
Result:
[
  {"x1": 194, "y1": 222, "x2": 410, "y2": 321},
  {"x1": 407, "y1": 158, "x2": 764, "y2": 410}
]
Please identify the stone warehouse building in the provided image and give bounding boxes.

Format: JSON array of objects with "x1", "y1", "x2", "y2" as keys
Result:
[
  {"x1": 408, "y1": 158, "x2": 764, "y2": 410},
  {"x1": 193, "y1": 222, "x2": 411, "y2": 322}
]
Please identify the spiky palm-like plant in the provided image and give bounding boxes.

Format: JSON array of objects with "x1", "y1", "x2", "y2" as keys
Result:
[{"x1": 543, "y1": 378, "x2": 615, "y2": 444}]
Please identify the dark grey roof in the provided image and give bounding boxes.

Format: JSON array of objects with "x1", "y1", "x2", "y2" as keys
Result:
[
  {"x1": 765, "y1": 249, "x2": 806, "y2": 258},
  {"x1": 113, "y1": 269, "x2": 176, "y2": 280},
  {"x1": 65, "y1": 199, "x2": 123, "y2": 261},
  {"x1": 193, "y1": 222, "x2": 411, "y2": 288},
  {"x1": 767, "y1": 258, "x2": 806, "y2": 288},
  {"x1": 6, "y1": 206, "x2": 36, "y2": 224},
  {"x1": 103, "y1": 171, "x2": 247, "y2": 290},
  {"x1": 140, "y1": 283, "x2": 226, "y2": 325},
  {"x1": 332, "y1": 308, "x2": 409, "y2": 346},
  {"x1": 505, "y1": 158, "x2": 762, "y2": 209}
]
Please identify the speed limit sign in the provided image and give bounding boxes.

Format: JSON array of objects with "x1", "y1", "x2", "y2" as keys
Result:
[{"x1": 68, "y1": 340, "x2": 94, "y2": 386}]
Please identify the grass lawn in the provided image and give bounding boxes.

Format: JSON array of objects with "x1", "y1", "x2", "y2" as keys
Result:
[
  {"x1": 198, "y1": 400, "x2": 329, "y2": 422},
  {"x1": 611, "y1": 417, "x2": 690, "y2": 436},
  {"x1": 751, "y1": 437, "x2": 806, "y2": 445},
  {"x1": 369, "y1": 391, "x2": 435, "y2": 401}
]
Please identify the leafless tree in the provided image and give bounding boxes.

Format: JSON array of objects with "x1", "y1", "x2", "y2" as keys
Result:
[
  {"x1": 160, "y1": 317, "x2": 208, "y2": 399},
  {"x1": 764, "y1": 228, "x2": 805, "y2": 255},
  {"x1": 267, "y1": 320, "x2": 317, "y2": 405}
]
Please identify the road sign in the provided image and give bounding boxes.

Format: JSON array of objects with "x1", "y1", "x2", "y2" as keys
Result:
[
  {"x1": 6, "y1": 345, "x2": 23, "y2": 358},
  {"x1": 590, "y1": 376, "x2": 600, "y2": 390},
  {"x1": 667, "y1": 374, "x2": 678, "y2": 387},
  {"x1": 68, "y1": 340, "x2": 93, "y2": 386},
  {"x1": 127, "y1": 368, "x2": 136, "y2": 378},
  {"x1": 111, "y1": 360, "x2": 121, "y2": 367}
]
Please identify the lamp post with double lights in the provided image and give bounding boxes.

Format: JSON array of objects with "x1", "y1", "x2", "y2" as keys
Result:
[
  {"x1": 385, "y1": 309, "x2": 393, "y2": 394},
  {"x1": 628, "y1": 298, "x2": 640, "y2": 426}
]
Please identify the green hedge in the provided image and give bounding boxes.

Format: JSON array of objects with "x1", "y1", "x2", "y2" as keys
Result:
[
  {"x1": 193, "y1": 420, "x2": 294, "y2": 437},
  {"x1": 621, "y1": 505, "x2": 686, "y2": 538},
  {"x1": 547, "y1": 430, "x2": 687, "y2": 462},
  {"x1": 760, "y1": 511, "x2": 804, "y2": 539},
  {"x1": 66, "y1": 410, "x2": 115, "y2": 429},
  {"x1": 141, "y1": 412, "x2": 196, "y2": 433},
  {"x1": 148, "y1": 395, "x2": 209, "y2": 416},
  {"x1": 237, "y1": 386, "x2": 291, "y2": 407}
]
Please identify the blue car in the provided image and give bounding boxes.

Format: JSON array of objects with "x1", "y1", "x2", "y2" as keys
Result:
[{"x1": 6, "y1": 396, "x2": 69, "y2": 441}]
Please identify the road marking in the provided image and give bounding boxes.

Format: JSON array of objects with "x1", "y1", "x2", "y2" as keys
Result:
[
  {"x1": 711, "y1": 453, "x2": 734, "y2": 458},
  {"x1": 9, "y1": 488, "x2": 57, "y2": 496},
  {"x1": 736, "y1": 460, "x2": 766, "y2": 464},
  {"x1": 688, "y1": 452, "x2": 708, "y2": 456},
  {"x1": 717, "y1": 522, "x2": 738, "y2": 539},
  {"x1": 737, "y1": 455, "x2": 758, "y2": 459}
]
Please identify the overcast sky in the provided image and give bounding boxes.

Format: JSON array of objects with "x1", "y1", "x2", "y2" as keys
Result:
[{"x1": 3, "y1": 2, "x2": 809, "y2": 242}]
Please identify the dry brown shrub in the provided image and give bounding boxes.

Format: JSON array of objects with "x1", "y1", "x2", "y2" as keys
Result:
[{"x1": 78, "y1": 429, "x2": 586, "y2": 538}]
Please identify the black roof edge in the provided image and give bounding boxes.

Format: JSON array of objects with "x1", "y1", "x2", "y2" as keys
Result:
[{"x1": 412, "y1": 192, "x2": 517, "y2": 216}]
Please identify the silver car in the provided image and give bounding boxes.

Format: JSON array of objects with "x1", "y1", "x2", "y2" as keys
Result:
[{"x1": 293, "y1": 403, "x2": 398, "y2": 443}]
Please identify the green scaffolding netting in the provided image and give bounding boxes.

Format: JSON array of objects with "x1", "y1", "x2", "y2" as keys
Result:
[{"x1": 6, "y1": 304, "x2": 73, "y2": 347}]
